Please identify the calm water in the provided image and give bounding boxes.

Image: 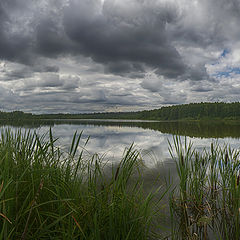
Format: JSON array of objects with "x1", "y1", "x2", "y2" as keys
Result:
[
  {"x1": 2, "y1": 119, "x2": 240, "y2": 237},
  {"x1": 2, "y1": 120, "x2": 238, "y2": 238},
  {"x1": 1, "y1": 119, "x2": 240, "y2": 166}
]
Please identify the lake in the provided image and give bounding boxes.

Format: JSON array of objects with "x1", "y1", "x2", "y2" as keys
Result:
[
  {"x1": 2, "y1": 119, "x2": 240, "y2": 238},
  {"x1": 2, "y1": 119, "x2": 240, "y2": 167}
]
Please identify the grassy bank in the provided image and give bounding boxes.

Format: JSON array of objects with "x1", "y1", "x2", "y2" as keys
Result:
[{"x1": 1, "y1": 129, "x2": 240, "y2": 239}]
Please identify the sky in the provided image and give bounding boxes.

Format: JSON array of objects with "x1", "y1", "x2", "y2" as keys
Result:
[{"x1": 0, "y1": 0, "x2": 240, "y2": 113}]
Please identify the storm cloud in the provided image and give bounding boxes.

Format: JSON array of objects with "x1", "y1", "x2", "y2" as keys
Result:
[{"x1": 0, "y1": 0, "x2": 239, "y2": 113}]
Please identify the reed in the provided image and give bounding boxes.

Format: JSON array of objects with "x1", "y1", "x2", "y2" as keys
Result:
[
  {"x1": 0, "y1": 128, "x2": 162, "y2": 239},
  {"x1": 2, "y1": 128, "x2": 240, "y2": 239},
  {"x1": 169, "y1": 136, "x2": 240, "y2": 239}
]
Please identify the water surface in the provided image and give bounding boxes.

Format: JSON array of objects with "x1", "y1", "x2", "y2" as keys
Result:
[{"x1": 2, "y1": 119, "x2": 240, "y2": 166}]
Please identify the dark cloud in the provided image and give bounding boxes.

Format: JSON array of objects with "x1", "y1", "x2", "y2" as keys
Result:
[
  {"x1": 105, "y1": 62, "x2": 145, "y2": 78},
  {"x1": 4, "y1": 68, "x2": 33, "y2": 80},
  {"x1": 0, "y1": 0, "x2": 189, "y2": 79},
  {"x1": 192, "y1": 87, "x2": 213, "y2": 93},
  {"x1": 35, "y1": 18, "x2": 72, "y2": 57},
  {"x1": 0, "y1": 1, "x2": 65, "y2": 66},
  {"x1": 60, "y1": 75, "x2": 80, "y2": 90},
  {"x1": 0, "y1": 0, "x2": 240, "y2": 113},
  {"x1": 0, "y1": 3, "x2": 33, "y2": 64},
  {"x1": 63, "y1": 0, "x2": 187, "y2": 78},
  {"x1": 186, "y1": 65, "x2": 210, "y2": 81},
  {"x1": 33, "y1": 65, "x2": 59, "y2": 73},
  {"x1": 0, "y1": 62, "x2": 59, "y2": 82},
  {"x1": 0, "y1": 0, "x2": 238, "y2": 80},
  {"x1": 170, "y1": 0, "x2": 240, "y2": 49},
  {"x1": 39, "y1": 73, "x2": 63, "y2": 88}
]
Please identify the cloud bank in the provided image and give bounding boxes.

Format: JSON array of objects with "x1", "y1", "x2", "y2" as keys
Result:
[{"x1": 0, "y1": 0, "x2": 239, "y2": 113}]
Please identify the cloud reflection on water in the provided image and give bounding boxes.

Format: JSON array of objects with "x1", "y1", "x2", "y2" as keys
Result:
[
  {"x1": 34, "y1": 123, "x2": 240, "y2": 167},
  {"x1": 2, "y1": 122, "x2": 240, "y2": 167}
]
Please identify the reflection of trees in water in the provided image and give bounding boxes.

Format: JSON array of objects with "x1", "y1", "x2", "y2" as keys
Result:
[
  {"x1": 0, "y1": 120, "x2": 54, "y2": 129},
  {"x1": 149, "y1": 121, "x2": 240, "y2": 139},
  {"x1": 1, "y1": 119, "x2": 240, "y2": 139}
]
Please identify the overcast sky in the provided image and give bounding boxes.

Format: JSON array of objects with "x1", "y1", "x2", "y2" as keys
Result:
[{"x1": 0, "y1": 0, "x2": 240, "y2": 113}]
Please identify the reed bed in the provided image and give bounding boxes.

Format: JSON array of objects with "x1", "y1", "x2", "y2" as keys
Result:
[
  {"x1": 0, "y1": 128, "x2": 163, "y2": 240},
  {"x1": 169, "y1": 137, "x2": 240, "y2": 240},
  {"x1": 1, "y1": 128, "x2": 240, "y2": 239}
]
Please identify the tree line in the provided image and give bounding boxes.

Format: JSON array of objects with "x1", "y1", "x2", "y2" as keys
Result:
[{"x1": 1, "y1": 102, "x2": 240, "y2": 121}]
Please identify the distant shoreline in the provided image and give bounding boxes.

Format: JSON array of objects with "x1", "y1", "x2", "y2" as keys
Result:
[{"x1": 2, "y1": 102, "x2": 240, "y2": 122}]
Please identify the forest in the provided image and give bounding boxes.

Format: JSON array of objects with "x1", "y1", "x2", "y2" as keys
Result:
[{"x1": 1, "y1": 102, "x2": 240, "y2": 121}]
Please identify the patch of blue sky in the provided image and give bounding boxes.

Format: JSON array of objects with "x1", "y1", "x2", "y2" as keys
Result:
[
  {"x1": 210, "y1": 49, "x2": 230, "y2": 66},
  {"x1": 213, "y1": 67, "x2": 240, "y2": 78},
  {"x1": 221, "y1": 49, "x2": 229, "y2": 57}
]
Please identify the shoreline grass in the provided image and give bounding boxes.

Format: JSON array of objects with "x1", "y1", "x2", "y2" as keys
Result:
[
  {"x1": 169, "y1": 137, "x2": 240, "y2": 239},
  {"x1": 1, "y1": 129, "x2": 240, "y2": 239},
  {"x1": 0, "y1": 128, "x2": 165, "y2": 239}
]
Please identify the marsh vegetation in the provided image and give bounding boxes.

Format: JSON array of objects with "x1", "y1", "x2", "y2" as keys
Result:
[
  {"x1": 169, "y1": 137, "x2": 240, "y2": 239},
  {"x1": 0, "y1": 129, "x2": 165, "y2": 239},
  {"x1": 0, "y1": 129, "x2": 240, "y2": 239}
]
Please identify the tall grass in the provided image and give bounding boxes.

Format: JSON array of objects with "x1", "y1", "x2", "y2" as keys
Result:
[
  {"x1": 2, "y1": 128, "x2": 240, "y2": 239},
  {"x1": 0, "y1": 128, "x2": 162, "y2": 239},
  {"x1": 169, "y1": 137, "x2": 240, "y2": 240}
]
